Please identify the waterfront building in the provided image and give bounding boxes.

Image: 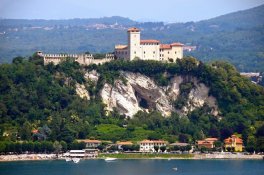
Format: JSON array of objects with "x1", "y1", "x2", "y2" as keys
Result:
[
  {"x1": 196, "y1": 138, "x2": 218, "y2": 149},
  {"x1": 139, "y1": 140, "x2": 167, "y2": 152},
  {"x1": 224, "y1": 135, "x2": 243, "y2": 152},
  {"x1": 115, "y1": 27, "x2": 183, "y2": 62}
]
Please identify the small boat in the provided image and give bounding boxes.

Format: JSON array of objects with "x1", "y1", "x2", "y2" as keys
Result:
[
  {"x1": 65, "y1": 157, "x2": 72, "y2": 162},
  {"x1": 105, "y1": 157, "x2": 117, "y2": 162},
  {"x1": 72, "y1": 158, "x2": 81, "y2": 163},
  {"x1": 172, "y1": 167, "x2": 178, "y2": 171}
]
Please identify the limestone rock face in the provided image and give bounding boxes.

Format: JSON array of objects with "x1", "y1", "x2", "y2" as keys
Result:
[
  {"x1": 181, "y1": 81, "x2": 218, "y2": 116},
  {"x1": 167, "y1": 76, "x2": 183, "y2": 101},
  {"x1": 78, "y1": 70, "x2": 219, "y2": 118},
  {"x1": 122, "y1": 72, "x2": 173, "y2": 117},
  {"x1": 75, "y1": 83, "x2": 90, "y2": 100},
  {"x1": 101, "y1": 80, "x2": 141, "y2": 117},
  {"x1": 85, "y1": 70, "x2": 99, "y2": 83}
]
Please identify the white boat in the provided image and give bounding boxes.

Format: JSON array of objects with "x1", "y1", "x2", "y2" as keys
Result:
[
  {"x1": 72, "y1": 158, "x2": 81, "y2": 163},
  {"x1": 65, "y1": 157, "x2": 72, "y2": 162},
  {"x1": 105, "y1": 157, "x2": 117, "y2": 161},
  {"x1": 172, "y1": 167, "x2": 178, "y2": 171}
]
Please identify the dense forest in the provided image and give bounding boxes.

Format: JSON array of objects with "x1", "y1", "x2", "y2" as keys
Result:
[
  {"x1": 0, "y1": 5, "x2": 263, "y2": 72},
  {"x1": 0, "y1": 54, "x2": 264, "y2": 153}
]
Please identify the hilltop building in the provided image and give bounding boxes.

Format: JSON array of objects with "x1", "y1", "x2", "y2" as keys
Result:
[
  {"x1": 115, "y1": 27, "x2": 184, "y2": 62},
  {"x1": 37, "y1": 51, "x2": 115, "y2": 65},
  {"x1": 38, "y1": 27, "x2": 183, "y2": 65}
]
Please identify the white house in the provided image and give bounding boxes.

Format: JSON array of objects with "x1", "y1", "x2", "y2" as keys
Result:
[{"x1": 139, "y1": 140, "x2": 167, "y2": 152}]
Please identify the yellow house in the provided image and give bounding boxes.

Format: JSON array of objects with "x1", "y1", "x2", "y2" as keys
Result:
[{"x1": 224, "y1": 135, "x2": 243, "y2": 152}]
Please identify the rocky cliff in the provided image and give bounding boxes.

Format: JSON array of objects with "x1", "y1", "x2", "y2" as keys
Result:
[{"x1": 82, "y1": 70, "x2": 219, "y2": 118}]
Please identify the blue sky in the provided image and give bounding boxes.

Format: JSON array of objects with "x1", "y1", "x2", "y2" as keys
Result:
[{"x1": 0, "y1": 0, "x2": 263, "y2": 22}]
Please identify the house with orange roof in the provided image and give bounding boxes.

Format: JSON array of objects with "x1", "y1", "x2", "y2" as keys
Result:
[
  {"x1": 77, "y1": 139, "x2": 102, "y2": 148},
  {"x1": 31, "y1": 129, "x2": 39, "y2": 134},
  {"x1": 139, "y1": 140, "x2": 167, "y2": 152},
  {"x1": 196, "y1": 138, "x2": 218, "y2": 149},
  {"x1": 224, "y1": 135, "x2": 243, "y2": 152},
  {"x1": 115, "y1": 27, "x2": 183, "y2": 62}
]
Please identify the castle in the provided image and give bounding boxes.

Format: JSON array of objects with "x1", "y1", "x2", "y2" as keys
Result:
[
  {"x1": 115, "y1": 27, "x2": 183, "y2": 62},
  {"x1": 40, "y1": 27, "x2": 183, "y2": 65},
  {"x1": 39, "y1": 52, "x2": 114, "y2": 65}
]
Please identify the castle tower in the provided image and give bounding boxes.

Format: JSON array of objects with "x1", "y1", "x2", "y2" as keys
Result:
[{"x1": 127, "y1": 27, "x2": 141, "y2": 60}]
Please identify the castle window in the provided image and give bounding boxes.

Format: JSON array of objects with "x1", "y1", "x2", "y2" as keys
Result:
[
  {"x1": 168, "y1": 51, "x2": 170, "y2": 54},
  {"x1": 144, "y1": 51, "x2": 145, "y2": 54},
  {"x1": 153, "y1": 51, "x2": 155, "y2": 54},
  {"x1": 175, "y1": 51, "x2": 177, "y2": 54},
  {"x1": 134, "y1": 51, "x2": 136, "y2": 54}
]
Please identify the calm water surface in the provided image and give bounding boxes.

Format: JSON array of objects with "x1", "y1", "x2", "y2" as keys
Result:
[{"x1": 0, "y1": 159, "x2": 263, "y2": 175}]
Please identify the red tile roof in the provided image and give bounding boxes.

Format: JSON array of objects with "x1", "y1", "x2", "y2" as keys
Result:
[
  {"x1": 205, "y1": 138, "x2": 218, "y2": 142},
  {"x1": 127, "y1": 27, "x2": 140, "y2": 32},
  {"x1": 140, "y1": 40, "x2": 160, "y2": 44},
  {"x1": 115, "y1": 45, "x2": 128, "y2": 50},
  {"x1": 160, "y1": 44, "x2": 171, "y2": 49},
  {"x1": 170, "y1": 42, "x2": 184, "y2": 47},
  {"x1": 224, "y1": 135, "x2": 243, "y2": 144},
  {"x1": 140, "y1": 140, "x2": 166, "y2": 144},
  {"x1": 31, "y1": 129, "x2": 38, "y2": 134}
]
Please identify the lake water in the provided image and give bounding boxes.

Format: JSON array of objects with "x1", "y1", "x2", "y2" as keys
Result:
[{"x1": 0, "y1": 159, "x2": 263, "y2": 175}]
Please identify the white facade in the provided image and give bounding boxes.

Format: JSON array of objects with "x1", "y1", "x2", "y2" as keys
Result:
[
  {"x1": 115, "y1": 27, "x2": 183, "y2": 62},
  {"x1": 139, "y1": 140, "x2": 167, "y2": 152}
]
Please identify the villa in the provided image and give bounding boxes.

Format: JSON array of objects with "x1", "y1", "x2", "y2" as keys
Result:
[
  {"x1": 196, "y1": 138, "x2": 218, "y2": 149},
  {"x1": 224, "y1": 135, "x2": 243, "y2": 152},
  {"x1": 139, "y1": 140, "x2": 167, "y2": 152}
]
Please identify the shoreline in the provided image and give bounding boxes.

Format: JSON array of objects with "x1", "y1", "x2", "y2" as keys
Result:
[{"x1": 0, "y1": 153, "x2": 263, "y2": 162}]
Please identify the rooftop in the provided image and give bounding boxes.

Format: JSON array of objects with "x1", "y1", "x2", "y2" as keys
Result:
[
  {"x1": 140, "y1": 140, "x2": 166, "y2": 144},
  {"x1": 127, "y1": 27, "x2": 140, "y2": 32},
  {"x1": 140, "y1": 40, "x2": 160, "y2": 44},
  {"x1": 115, "y1": 45, "x2": 128, "y2": 50}
]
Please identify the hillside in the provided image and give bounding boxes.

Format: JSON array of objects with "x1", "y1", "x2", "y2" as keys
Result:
[
  {"x1": 0, "y1": 55, "x2": 263, "y2": 151},
  {"x1": 0, "y1": 5, "x2": 264, "y2": 71}
]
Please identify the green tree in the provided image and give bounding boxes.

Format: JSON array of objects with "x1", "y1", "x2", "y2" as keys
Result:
[
  {"x1": 160, "y1": 146, "x2": 166, "y2": 152},
  {"x1": 154, "y1": 146, "x2": 159, "y2": 152},
  {"x1": 53, "y1": 141, "x2": 62, "y2": 156},
  {"x1": 20, "y1": 121, "x2": 32, "y2": 140}
]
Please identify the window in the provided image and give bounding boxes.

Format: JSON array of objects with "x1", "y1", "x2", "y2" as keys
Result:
[
  {"x1": 153, "y1": 51, "x2": 155, "y2": 54},
  {"x1": 175, "y1": 51, "x2": 177, "y2": 54},
  {"x1": 168, "y1": 51, "x2": 170, "y2": 54},
  {"x1": 134, "y1": 51, "x2": 136, "y2": 54},
  {"x1": 144, "y1": 51, "x2": 146, "y2": 54}
]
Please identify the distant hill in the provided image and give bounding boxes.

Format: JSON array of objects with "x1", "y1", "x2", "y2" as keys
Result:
[{"x1": 0, "y1": 5, "x2": 263, "y2": 71}]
